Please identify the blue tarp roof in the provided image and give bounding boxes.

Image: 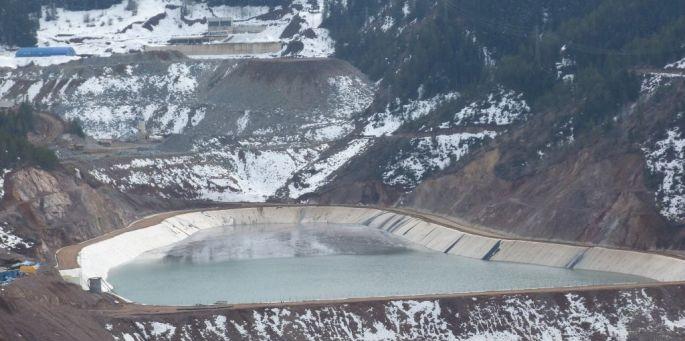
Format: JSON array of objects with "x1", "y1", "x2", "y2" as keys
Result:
[
  {"x1": 15, "y1": 47, "x2": 76, "y2": 57},
  {"x1": 0, "y1": 270, "x2": 21, "y2": 284}
]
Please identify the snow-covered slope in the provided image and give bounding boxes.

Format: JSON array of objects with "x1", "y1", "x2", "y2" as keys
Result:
[
  {"x1": 0, "y1": 0, "x2": 333, "y2": 68},
  {"x1": 108, "y1": 287, "x2": 685, "y2": 340},
  {"x1": 383, "y1": 131, "x2": 497, "y2": 188},
  {"x1": 644, "y1": 127, "x2": 685, "y2": 223},
  {"x1": 0, "y1": 222, "x2": 33, "y2": 251},
  {"x1": 0, "y1": 56, "x2": 372, "y2": 140},
  {"x1": 0, "y1": 55, "x2": 375, "y2": 202}
]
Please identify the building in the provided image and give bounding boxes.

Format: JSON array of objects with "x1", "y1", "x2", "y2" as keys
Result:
[{"x1": 15, "y1": 47, "x2": 76, "y2": 58}]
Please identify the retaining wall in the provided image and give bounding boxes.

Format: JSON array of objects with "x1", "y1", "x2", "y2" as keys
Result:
[
  {"x1": 66, "y1": 206, "x2": 685, "y2": 291},
  {"x1": 144, "y1": 42, "x2": 282, "y2": 55}
]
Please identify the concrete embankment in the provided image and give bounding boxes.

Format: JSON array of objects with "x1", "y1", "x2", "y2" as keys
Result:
[
  {"x1": 144, "y1": 42, "x2": 282, "y2": 55},
  {"x1": 64, "y1": 206, "x2": 685, "y2": 291}
]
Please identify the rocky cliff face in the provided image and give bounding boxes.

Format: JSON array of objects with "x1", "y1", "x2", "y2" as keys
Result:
[{"x1": 0, "y1": 166, "x2": 208, "y2": 261}]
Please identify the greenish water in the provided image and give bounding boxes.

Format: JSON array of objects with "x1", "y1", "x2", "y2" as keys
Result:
[{"x1": 107, "y1": 223, "x2": 649, "y2": 306}]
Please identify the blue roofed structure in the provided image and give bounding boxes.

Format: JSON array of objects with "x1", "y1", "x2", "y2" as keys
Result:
[{"x1": 15, "y1": 47, "x2": 76, "y2": 58}]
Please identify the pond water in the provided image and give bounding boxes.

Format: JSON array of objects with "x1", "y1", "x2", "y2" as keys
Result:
[{"x1": 107, "y1": 223, "x2": 649, "y2": 306}]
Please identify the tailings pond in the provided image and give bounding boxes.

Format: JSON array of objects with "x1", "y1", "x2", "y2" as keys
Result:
[{"x1": 107, "y1": 223, "x2": 649, "y2": 306}]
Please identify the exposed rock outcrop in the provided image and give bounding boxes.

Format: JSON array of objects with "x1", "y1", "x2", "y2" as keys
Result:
[{"x1": 0, "y1": 166, "x2": 211, "y2": 260}]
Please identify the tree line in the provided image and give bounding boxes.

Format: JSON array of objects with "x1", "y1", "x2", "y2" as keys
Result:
[
  {"x1": 324, "y1": 0, "x2": 685, "y2": 131},
  {"x1": 0, "y1": 103, "x2": 57, "y2": 170}
]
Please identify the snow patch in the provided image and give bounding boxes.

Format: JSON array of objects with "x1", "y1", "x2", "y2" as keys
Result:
[
  {"x1": 665, "y1": 57, "x2": 685, "y2": 69},
  {"x1": 383, "y1": 132, "x2": 497, "y2": 188},
  {"x1": 447, "y1": 89, "x2": 529, "y2": 127},
  {"x1": 643, "y1": 127, "x2": 685, "y2": 222},
  {"x1": 288, "y1": 138, "x2": 372, "y2": 197},
  {"x1": 364, "y1": 92, "x2": 459, "y2": 137},
  {"x1": 0, "y1": 222, "x2": 32, "y2": 250}
]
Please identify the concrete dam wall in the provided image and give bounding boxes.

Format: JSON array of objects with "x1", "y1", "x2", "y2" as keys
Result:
[{"x1": 64, "y1": 206, "x2": 685, "y2": 292}]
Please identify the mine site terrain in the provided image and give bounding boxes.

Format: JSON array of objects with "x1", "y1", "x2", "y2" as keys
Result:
[{"x1": 1, "y1": 0, "x2": 685, "y2": 340}]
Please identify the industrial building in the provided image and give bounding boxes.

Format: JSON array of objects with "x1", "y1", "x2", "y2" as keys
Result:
[{"x1": 152, "y1": 16, "x2": 274, "y2": 56}]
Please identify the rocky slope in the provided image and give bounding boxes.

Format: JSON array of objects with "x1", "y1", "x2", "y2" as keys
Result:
[
  {"x1": 0, "y1": 53, "x2": 374, "y2": 203},
  {"x1": 303, "y1": 0, "x2": 685, "y2": 253},
  {"x1": 107, "y1": 285, "x2": 685, "y2": 340},
  {"x1": 0, "y1": 165, "x2": 210, "y2": 263},
  {"x1": 306, "y1": 69, "x2": 684, "y2": 253}
]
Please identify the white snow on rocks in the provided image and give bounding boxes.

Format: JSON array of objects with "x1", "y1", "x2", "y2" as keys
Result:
[
  {"x1": 110, "y1": 288, "x2": 685, "y2": 340},
  {"x1": 92, "y1": 144, "x2": 323, "y2": 202},
  {"x1": 0, "y1": 222, "x2": 32, "y2": 250},
  {"x1": 58, "y1": 62, "x2": 206, "y2": 139},
  {"x1": 640, "y1": 72, "x2": 685, "y2": 97},
  {"x1": 126, "y1": 322, "x2": 176, "y2": 340},
  {"x1": 644, "y1": 127, "x2": 685, "y2": 222},
  {"x1": 288, "y1": 138, "x2": 372, "y2": 197},
  {"x1": 327, "y1": 75, "x2": 374, "y2": 118},
  {"x1": 363, "y1": 92, "x2": 459, "y2": 137},
  {"x1": 665, "y1": 57, "x2": 685, "y2": 69},
  {"x1": 383, "y1": 131, "x2": 497, "y2": 187},
  {"x1": 444, "y1": 89, "x2": 529, "y2": 127},
  {"x1": 0, "y1": 169, "x2": 9, "y2": 198}
]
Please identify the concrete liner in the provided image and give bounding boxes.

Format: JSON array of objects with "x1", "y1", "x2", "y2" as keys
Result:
[
  {"x1": 423, "y1": 228, "x2": 464, "y2": 253},
  {"x1": 491, "y1": 240, "x2": 588, "y2": 268},
  {"x1": 67, "y1": 206, "x2": 685, "y2": 292},
  {"x1": 446, "y1": 234, "x2": 501, "y2": 259},
  {"x1": 574, "y1": 248, "x2": 685, "y2": 282},
  {"x1": 402, "y1": 222, "x2": 440, "y2": 246}
]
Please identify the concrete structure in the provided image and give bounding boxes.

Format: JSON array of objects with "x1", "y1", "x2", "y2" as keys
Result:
[
  {"x1": 207, "y1": 17, "x2": 233, "y2": 31},
  {"x1": 63, "y1": 206, "x2": 685, "y2": 294},
  {"x1": 168, "y1": 35, "x2": 224, "y2": 45},
  {"x1": 222, "y1": 25, "x2": 266, "y2": 34},
  {"x1": 145, "y1": 41, "x2": 282, "y2": 56},
  {"x1": 88, "y1": 277, "x2": 103, "y2": 293}
]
